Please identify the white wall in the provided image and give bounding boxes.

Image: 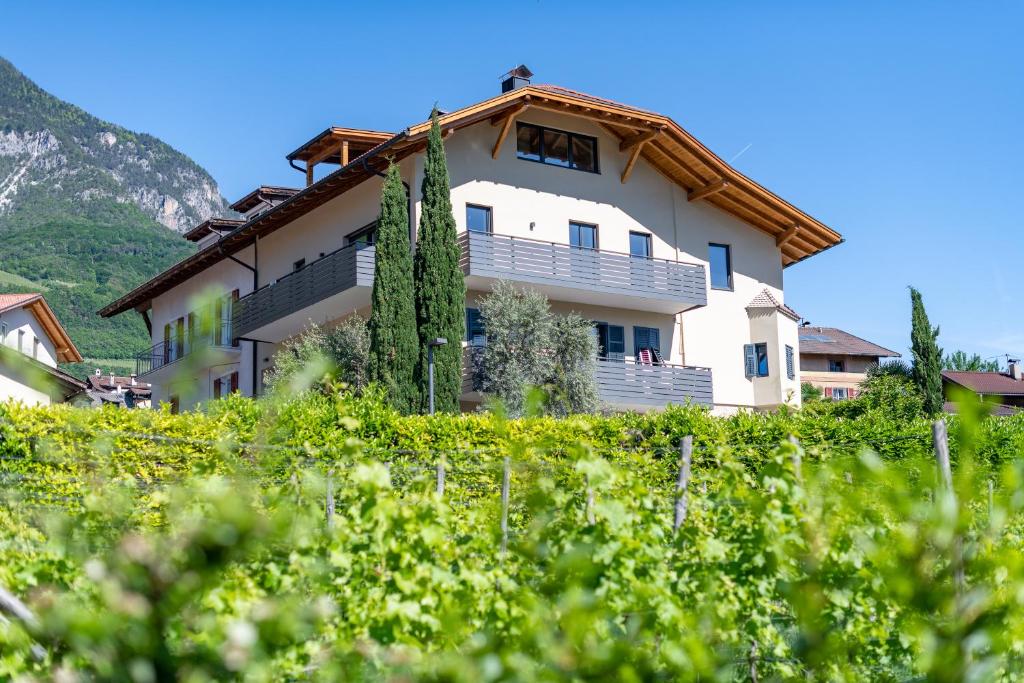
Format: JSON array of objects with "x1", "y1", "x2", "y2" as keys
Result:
[
  {"x1": 0, "y1": 370, "x2": 53, "y2": 406},
  {"x1": 0, "y1": 307, "x2": 59, "y2": 368}
]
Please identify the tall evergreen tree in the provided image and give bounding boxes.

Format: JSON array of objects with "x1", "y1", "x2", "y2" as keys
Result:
[
  {"x1": 909, "y1": 287, "x2": 943, "y2": 415},
  {"x1": 413, "y1": 110, "x2": 465, "y2": 413},
  {"x1": 367, "y1": 163, "x2": 418, "y2": 414}
]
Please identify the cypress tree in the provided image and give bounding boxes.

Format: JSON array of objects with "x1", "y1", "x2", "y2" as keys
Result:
[
  {"x1": 413, "y1": 109, "x2": 465, "y2": 413},
  {"x1": 909, "y1": 286, "x2": 943, "y2": 415},
  {"x1": 367, "y1": 163, "x2": 418, "y2": 414}
]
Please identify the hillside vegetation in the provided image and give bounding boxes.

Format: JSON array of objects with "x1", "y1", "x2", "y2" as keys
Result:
[
  {"x1": 0, "y1": 200, "x2": 193, "y2": 363},
  {"x1": 1, "y1": 387, "x2": 1023, "y2": 680}
]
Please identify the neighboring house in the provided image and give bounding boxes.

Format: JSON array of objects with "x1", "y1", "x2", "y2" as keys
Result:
[
  {"x1": 0, "y1": 293, "x2": 86, "y2": 405},
  {"x1": 85, "y1": 369, "x2": 152, "y2": 409},
  {"x1": 942, "y1": 362, "x2": 1024, "y2": 415},
  {"x1": 99, "y1": 67, "x2": 843, "y2": 415},
  {"x1": 798, "y1": 326, "x2": 900, "y2": 400}
]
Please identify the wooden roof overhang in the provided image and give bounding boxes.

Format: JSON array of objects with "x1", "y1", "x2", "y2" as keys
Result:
[
  {"x1": 229, "y1": 186, "x2": 300, "y2": 214},
  {"x1": 183, "y1": 217, "x2": 246, "y2": 243},
  {"x1": 100, "y1": 84, "x2": 842, "y2": 317},
  {"x1": 18, "y1": 295, "x2": 83, "y2": 363},
  {"x1": 287, "y1": 127, "x2": 395, "y2": 165}
]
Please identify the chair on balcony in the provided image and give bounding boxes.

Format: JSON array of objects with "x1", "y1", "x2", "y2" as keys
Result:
[{"x1": 636, "y1": 348, "x2": 664, "y2": 366}]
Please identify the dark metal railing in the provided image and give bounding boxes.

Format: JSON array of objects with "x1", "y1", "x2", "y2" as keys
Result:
[
  {"x1": 459, "y1": 231, "x2": 707, "y2": 307},
  {"x1": 135, "y1": 320, "x2": 236, "y2": 377},
  {"x1": 232, "y1": 242, "x2": 375, "y2": 337}
]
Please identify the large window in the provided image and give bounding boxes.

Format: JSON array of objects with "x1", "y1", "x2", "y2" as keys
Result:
[
  {"x1": 346, "y1": 221, "x2": 377, "y2": 249},
  {"x1": 466, "y1": 204, "x2": 492, "y2": 234},
  {"x1": 569, "y1": 221, "x2": 598, "y2": 249},
  {"x1": 629, "y1": 232, "x2": 652, "y2": 258},
  {"x1": 829, "y1": 359, "x2": 845, "y2": 373},
  {"x1": 465, "y1": 307, "x2": 486, "y2": 346},
  {"x1": 516, "y1": 123, "x2": 599, "y2": 173},
  {"x1": 709, "y1": 243, "x2": 733, "y2": 290},
  {"x1": 633, "y1": 326, "x2": 661, "y2": 360}
]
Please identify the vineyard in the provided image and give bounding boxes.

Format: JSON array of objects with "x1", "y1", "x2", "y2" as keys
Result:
[{"x1": 2, "y1": 384, "x2": 1024, "y2": 681}]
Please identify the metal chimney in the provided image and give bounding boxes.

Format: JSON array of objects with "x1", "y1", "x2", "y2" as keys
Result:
[{"x1": 501, "y1": 65, "x2": 533, "y2": 93}]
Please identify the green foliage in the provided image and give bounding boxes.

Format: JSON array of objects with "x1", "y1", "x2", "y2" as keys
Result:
[
  {"x1": 476, "y1": 281, "x2": 554, "y2": 417},
  {"x1": 368, "y1": 163, "x2": 419, "y2": 414},
  {"x1": 800, "y1": 382, "x2": 820, "y2": 403},
  {"x1": 413, "y1": 110, "x2": 465, "y2": 414},
  {"x1": 910, "y1": 287, "x2": 944, "y2": 415},
  {"x1": 0, "y1": 204, "x2": 194, "y2": 365},
  {"x1": 547, "y1": 313, "x2": 600, "y2": 417},
  {"x1": 944, "y1": 349, "x2": 1001, "y2": 372},
  {"x1": 2, "y1": 391, "x2": 1024, "y2": 680},
  {"x1": 265, "y1": 317, "x2": 369, "y2": 394}
]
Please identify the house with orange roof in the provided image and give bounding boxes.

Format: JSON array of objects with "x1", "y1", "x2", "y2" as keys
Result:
[
  {"x1": 100, "y1": 66, "x2": 843, "y2": 414},
  {"x1": 0, "y1": 293, "x2": 85, "y2": 405}
]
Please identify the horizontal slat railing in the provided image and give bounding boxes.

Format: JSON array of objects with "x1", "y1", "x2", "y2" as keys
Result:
[
  {"x1": 460, "y1": 231, "x2": 707, "y2": 307},
  {"x1": 594, "y1": 358, "x2": 713, "y2": 407},
  {"x1": 233, "y1": 244, "x2": 375, "y2": 337}
]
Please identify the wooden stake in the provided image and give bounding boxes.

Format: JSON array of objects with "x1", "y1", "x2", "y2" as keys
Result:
[
  {"x1": 436, "y1": 456, "x2": 446, "y2": 497},
  {"x1": 674, "y1": 436, "x2": 693, "y2": 532},
  {"x1": 500, "y1": 457, "x2": 511, "y2": 557},
  {"x1": 932, "y1": 419, "x2": 964, "y2": 592},
  {"x1": 325, "y1": 469, "x2": 335, "y2": 530},
  {"x1": 749, "y1": 640, "x2": 759, "y2": 683}
]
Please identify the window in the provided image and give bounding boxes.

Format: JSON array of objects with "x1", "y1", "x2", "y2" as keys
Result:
[
  {"x1": 830, "y1": 387, "x2": 849, "y2": 400},
  {"x1": 594, "y1": 322, "x2": 625, "y2": 361},
  {"x1": 629, "y1": 232, "x2": 652, "y2": 258},
  {"x1": 466, "y1": 204, "x2": 492, "y2": 234},
  {"x1": 569, "y1": 221, "x2": 598, "y2": 250},
  {"x1": 32, "y1": 337, "x2": 39, "y2": 360},
  {"x1": 786, "y1": 345, "x2": 795, "y2": 380},
  {"x1": 293, "y1": 258, "x2": 306, "y2": 272},
  {"x1": 744, "y1": 342, "x2": 770, "y2": 378},
  {"x1": 346, "y1": 222, "x2": 377, "y2": 249},
  {"x1": 466, "y1": 308, "x2": 486, "y2": 346},
  {"x1": 633, "y1": 326, "x2": 661, "y2": 361},
  {"x1": 516, "y1": 123, "x2": 599, "y2": 173},
  {"x1": 829, "y1": 359, "x2": 845, "y2": 373},
  {"x1": 709, "y1": 243, "x2": 732, "y2": 290},
  {"x1": 17, "y1": 330, "x2": 24, "y2": 354}
]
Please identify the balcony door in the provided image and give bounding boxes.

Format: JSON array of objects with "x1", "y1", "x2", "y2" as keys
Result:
[
  {"x1": 594, "y1": 322, "x2": 625, "y2": 362},
  {"x1": 569, "y1": 221, "x2": 598, "y2": 280}
]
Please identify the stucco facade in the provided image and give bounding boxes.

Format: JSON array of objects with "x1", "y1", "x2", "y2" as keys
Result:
[
  {"x1": 137, "y1": 105, "x2": 811, "y2": 414},
  {"x1": 0, "y1": 295, "x2": 84, "y2": 405}
]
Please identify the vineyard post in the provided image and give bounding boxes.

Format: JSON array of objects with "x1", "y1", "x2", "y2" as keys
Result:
[
  {"x1": 932, "y1": 419, "x2": 964, "y2": 592},
  {"x1": 748, "y1": 639, "x2": 759, "y2": 683},
  {"x1": 436, "y1": 455, "x2": 446, "y2": 497},
  {"x1": 325, "y1": 469, "x2": 335, "y2": 530},
  {"x1": 500, "y1": 456, "x2": 511, "y2": 557},
  {"x1": 674, "y1": 436, "x2": 692, "y2": 532}
]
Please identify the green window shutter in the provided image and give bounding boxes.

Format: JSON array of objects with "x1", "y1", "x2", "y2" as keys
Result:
[{"x1": 744, "y1": 344, "x2": 756, "y2": 378}]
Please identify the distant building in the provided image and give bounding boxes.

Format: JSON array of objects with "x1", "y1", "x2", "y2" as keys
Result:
[
  {"x1": 85, "y1": 369, "x2": 152, "y2": 409},
  {"x1": 942, "y1": 361, "x2": 1024, "y2": 415},
  {"x1": 798, "y1": 326, "x2": 900, "y2": 400},
  {"x1": 0, "y1": 293, "x2": 86, "y2": 405}
]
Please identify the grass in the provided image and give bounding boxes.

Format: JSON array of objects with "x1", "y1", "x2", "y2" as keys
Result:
[{"x1": 0, "y1": 269, "x2": 46, "y2": 290}]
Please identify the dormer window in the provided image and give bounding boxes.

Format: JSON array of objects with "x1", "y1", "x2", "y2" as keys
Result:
[{"x1": 516, "y1": 123, "x2": 598, "y2": 173}]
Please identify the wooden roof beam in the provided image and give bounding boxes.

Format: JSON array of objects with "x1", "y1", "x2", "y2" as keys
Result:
[
  {"x1": 619, "y1": 129, "x2": 660, "y2": 152},
  {"x1": 775, "y1": 225, "x2": 801, "y2": 247},
  {"x1": 491, "y1": 100, "x2": 529, "y2": 159},
  {"x1": 688, "y1": 179, "x2": 729, "y2": 202}
]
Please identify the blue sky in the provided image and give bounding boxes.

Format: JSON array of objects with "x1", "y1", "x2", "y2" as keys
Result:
[{"x1": 2, "y1": 1, "x2": 1021, "y2": 362}]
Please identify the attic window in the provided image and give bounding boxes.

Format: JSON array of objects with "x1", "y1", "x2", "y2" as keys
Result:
[{"x1": 516, "y1": 123, "x2": 598, "y2": 173}]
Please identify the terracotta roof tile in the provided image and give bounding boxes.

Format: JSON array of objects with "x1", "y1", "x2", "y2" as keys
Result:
[
  {"x1": 0, "y1": 292, "x2": 41, "y2": 313},
  {"x1": 746, "y1": 289, "x2": 801, "y2": 321},
  {"x1": 942, "y1": 371, "x2": 1024, "y2": 396},
  {"x1": 798, "y1": 327, "x2": 900, "y2": 358}
]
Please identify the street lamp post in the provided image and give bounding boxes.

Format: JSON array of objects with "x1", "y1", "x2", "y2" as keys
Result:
[{"x1": 427, "y1": 337, "x2": 448, "y2": 415}]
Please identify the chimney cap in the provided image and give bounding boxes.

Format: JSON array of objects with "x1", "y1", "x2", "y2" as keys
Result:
[{"x1": 502, "y1": 64, "x2": 533, "y2": 80}]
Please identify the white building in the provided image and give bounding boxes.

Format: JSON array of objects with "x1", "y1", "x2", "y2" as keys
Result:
[
  {"x1": 0, "y1": 293, "x2": 85, "y2": 405},
  {"x1": 100, "y1": 68, "x2": 843, "y2": 414}
]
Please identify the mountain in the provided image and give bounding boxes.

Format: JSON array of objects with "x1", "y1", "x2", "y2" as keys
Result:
[{"x1": 0, "y1": 57, "x2": 233, "y2": 375}]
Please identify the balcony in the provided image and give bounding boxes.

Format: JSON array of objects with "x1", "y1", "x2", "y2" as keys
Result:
[
  {"x1": 135, "y1": 321, "x2": 240, "y2": 383},
  {"x1": 461, "y1": 348, "x2": 713, "y2": 411},
  {"x1": 460, "y1": 231, "x2": 707, "y2": 314},
  {"x1": 233, "y1": 243, "x2": 375, "y2": 342}
]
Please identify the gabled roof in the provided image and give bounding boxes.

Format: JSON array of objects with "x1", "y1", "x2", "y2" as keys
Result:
[
  {"x1": 100, "y1": 84, "x2": 843, "y2": 318},
  {"x1": 798, "y1": 326, "x2": 901, "y2": 358},
  {"x1": 286, "y1": 127, "x2": 394, "y2": 164},
  {"x1": 0, "y1": 344, "x2": 87, "y2": 399},
  {"x1": 183, "y1": 217, "x2": 246, "y2": 242},
  {"x1": 746, "y1": 289, "x2": 801, "y2": 321},
  {"x1": 229, "y1": 186, "x2": 301, "y2": 214},
  {"x1": 942, "y1": 371, "x2": 1024, "y2": 396},
  {"x1": 0, "y1": 293, "x2": 82, "y2": 363}
]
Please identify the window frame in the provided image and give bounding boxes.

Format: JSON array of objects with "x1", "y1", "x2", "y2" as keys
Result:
[
  {"x1": 829, "y1": 359, "x2": 845, "y2": 373},
  {"x1": 345, "y1": 221, "x2": 378, "y2": 249},
  {"x1": 633, "y1": 325, "x2": 662, "y2": 358},
  {"x1": 293, "y1": 258, "x2": 306, "y2": 272},
  {"x1": 515, "y1": 122, "x2": 600, "y2": 174},
  {"x1": 594, "y1": 322, "x2": 625, "y2": 361},
  {"x1": 569, "y1": 221, "x2": 599, "y2": 250},
  {"x1": 466, "y1": 204, "x2": 493, "y2": 234},
  {"x1": 708, "y1": 242, "x2": 734, "y2": 291},
  {"x1": 465, "y1": 307, "x2": 486, "y2": 346},
  {"x1": 755, "y1": 342, "x2": 769, "y2": 377},
  {"x1": 629, "y1": 231, "x2": 653, "y2": 259}
]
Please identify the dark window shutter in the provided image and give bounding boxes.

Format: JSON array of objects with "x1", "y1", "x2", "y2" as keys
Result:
[
  {"x1": 230, "y1": 290, "x2": 240, "y2": 347},
  {"x1": 744, "y1": 344, "x2": 756, "y2": 378},
  {"x1": 785, "y1": 345, "x2": 795, "y2": 380},
  {"x1": 213, "y1": 378, "x2": 221, "y2": 400},
  {"x1": 230, "y1": 372, "x2": 239, "y2": 393}
]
